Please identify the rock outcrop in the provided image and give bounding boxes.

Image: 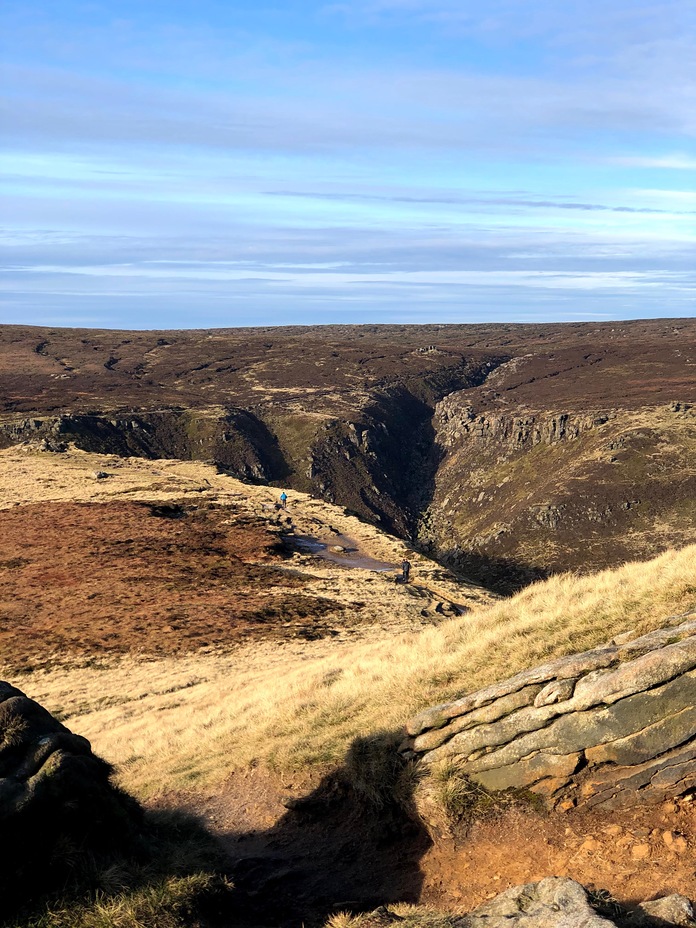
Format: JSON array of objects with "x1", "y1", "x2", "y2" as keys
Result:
[
  {"x1": 436, "y1": 402, "x2": 604, "y2": 452},
  {"x1": 0, "y1": 681, "x2": 141, "y2": 909},
  {"x1": 459, "y1": 879, "x2": 693, "y2": 928},
  {"x1": 402, "y1": 614, "x2": 696, "y2": 810},
  {"x1": 458, "y1": 878, "x2": 619, "y2": 928},
  {"x1": 361, "y1": 880, "x2": 694, "y2": 928}
]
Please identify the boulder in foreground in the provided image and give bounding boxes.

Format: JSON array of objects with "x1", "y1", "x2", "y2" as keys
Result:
[
  {"x1": 0, "y1": 680, "x2": 142, "y2": 911},
  {"x1": 348, "y1": 880, "x2": 694, "y2": 928}
]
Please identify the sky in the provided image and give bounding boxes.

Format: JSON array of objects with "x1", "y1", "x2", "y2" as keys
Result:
[{"x1": 1, "y1": 0, "x2": 695, "y2": 329}]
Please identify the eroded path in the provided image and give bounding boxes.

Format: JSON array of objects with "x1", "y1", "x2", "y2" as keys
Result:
[{"x1": 157, "y1": 765, "x2": 696, "y2": 927}]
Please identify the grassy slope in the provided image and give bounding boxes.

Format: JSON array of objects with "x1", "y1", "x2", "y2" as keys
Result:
[{"x1": 22, "y1": 543, "x2": 696, "y2": 798}]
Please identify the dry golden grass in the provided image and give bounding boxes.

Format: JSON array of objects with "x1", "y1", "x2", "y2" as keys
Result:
[
  {"x1": 16, "y1": 544, "x2": 696, "y2": 800},
  {"x1": 326, "y1": 903, "x2": 461, "y2": 928}
]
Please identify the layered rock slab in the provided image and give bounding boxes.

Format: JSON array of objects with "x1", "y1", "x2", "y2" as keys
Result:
[{"x1": 402, "y1": 615, "x2": 696, "y2": 809}]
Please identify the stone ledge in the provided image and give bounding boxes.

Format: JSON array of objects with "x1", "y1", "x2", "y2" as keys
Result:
[{"x1": 403, "y1": 614, "x2": 696, "y2": 810}]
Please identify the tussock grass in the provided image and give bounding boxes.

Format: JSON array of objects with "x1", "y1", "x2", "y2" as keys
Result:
[
  {"x1": 17, "y1": 545, "x2": 696, "y2": 798},
  {"x1": 326, "y1": 903, "x2": 460, "y2": 928},
  {"x1": 10, "y1": 875, "x2": 219, "y2": 928}
]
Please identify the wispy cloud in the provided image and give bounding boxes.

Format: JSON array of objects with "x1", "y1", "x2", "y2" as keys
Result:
[
  {"x1": 612, "y1": 155, "x2": 696, "y2": 170},
  {"x1": 1, "y1": 0, "x2": 694, "y2": 327},
  {"x1": 264, "y1": 189, "x2": 694, "y2": 216}
]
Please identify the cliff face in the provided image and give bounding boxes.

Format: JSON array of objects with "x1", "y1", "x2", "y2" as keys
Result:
[
  {"x1": 0, "y1": 409, "x2": 286, "y2": 482},
  {"x1": 416, "y1": 399, "x2": 696, "y2": 592},
  {"x1": 403, "y1": 613, "x2": 696, "y2": 812}
]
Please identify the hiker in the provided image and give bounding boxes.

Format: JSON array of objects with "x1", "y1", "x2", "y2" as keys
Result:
[
  {"x1": 279, "y1": 491, "x2": 288, "y2": 509},
  {"x1": 401, "y1": 558, "x2": 411, "y2": 583}
]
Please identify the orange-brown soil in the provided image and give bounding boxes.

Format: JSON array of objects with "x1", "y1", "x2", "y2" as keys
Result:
[
  {"x1": 164, "y1": 768, "x2": 696, "y2": 925},
  {"x1": 0, "y1": 500, "x2": 345, "y2": 672},
  {"x1": 421, "y1": 801, "x2": 696, "y2": 910}
]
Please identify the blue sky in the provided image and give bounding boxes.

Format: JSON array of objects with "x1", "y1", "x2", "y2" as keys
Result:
[{"x1": 1, "y1": 0, "x2": 695, "y2": 328}]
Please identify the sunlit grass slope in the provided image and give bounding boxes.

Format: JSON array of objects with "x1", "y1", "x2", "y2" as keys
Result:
[
  {"x1": 245, "y1": 544, "x2": 696, "y2": 767},
  {"x1": 25, "y1": 545, "x2": 696, "y2": 798}
]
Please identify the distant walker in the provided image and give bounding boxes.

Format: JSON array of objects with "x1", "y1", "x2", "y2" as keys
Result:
[
  {"x1": 401, "y1": 558, "x2": 411, "y2": 583},
  {"x1": 279, "y1": 491, "x2": 288, "y2": 509}
]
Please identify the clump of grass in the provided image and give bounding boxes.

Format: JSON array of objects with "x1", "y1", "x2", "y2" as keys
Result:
[
  {"x1": 430, "y1": 760, "x2": 543, "y2": 823},
  {"x1": 326, "y1": 903, "x2": 459, "y2": 928},
  {"x1": 431, "y1": 760, "x2": 499, "y2": 820},
  {"x1": 342, "y1": 731, "x2": 409, "y2": 807},
  {"x1": 10, "y1": 874, "x2": 221, "y2": 928}
]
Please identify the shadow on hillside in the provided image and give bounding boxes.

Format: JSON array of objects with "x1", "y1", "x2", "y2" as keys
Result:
[
  {"x1": 220, "y1": 730, "x2": 431, "y2": 928},
  {"x1": 434, "y1": 547, "x2": 551, "y2": 596},
  {"x1": 2, "y1": 804, "x2": 230, "y2": 928}
]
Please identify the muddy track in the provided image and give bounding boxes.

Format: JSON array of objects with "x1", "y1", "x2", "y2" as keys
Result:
[{"x1": 167, "y1": 759, "x2": 696, "y2": 927}]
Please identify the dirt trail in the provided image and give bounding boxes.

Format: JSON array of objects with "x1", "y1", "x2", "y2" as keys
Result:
[{"x1": 164, "y1": 766, "x2": 696, "y2": 927}]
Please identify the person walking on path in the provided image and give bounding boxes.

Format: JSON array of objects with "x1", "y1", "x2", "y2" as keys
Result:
[
  {"x1": 401, "y1": 558, "x2": 411, "y2": 583},
  {"x1": 279, "y1": 491, "x2": 288, "y2": 509}
]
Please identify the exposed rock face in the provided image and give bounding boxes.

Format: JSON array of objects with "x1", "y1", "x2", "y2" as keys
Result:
[
  {"x1": 402, "y1": 614, "x2": 696, "y2": 810},
  {"x1": 0, "y1": 681, "x2": 141, "y2": 908},
  {"x1": 454, "y1": 880, "x2": 694, "y2": 928},
  {"x1": 457, "y1": 878, "x2": 615, "y2": 928},
  {"x1": 418, "y1": 398, "x2": 696, "y2": 593},
  {"x1": 436, "y1": 402, "x2": 603, "y2": 452}
]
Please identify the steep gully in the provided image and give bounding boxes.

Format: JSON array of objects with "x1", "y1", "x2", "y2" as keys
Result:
[
  {"x1": 0, "y1": 355, "x2": 515, "y2": 582},
  {"x1": 5, "y1": 351, "x2": 675, "y2": 594}
]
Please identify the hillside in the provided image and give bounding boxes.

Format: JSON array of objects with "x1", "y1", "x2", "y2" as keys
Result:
[
  {"x1": 3, "y1": 444, "x2": 696, "y2": 925},
  {"x1": 1, "y1": 319, "x2": 695, "y2": 591},
  {"x1": 0, "y1": 446, "x2": 492, "y2": 678}
]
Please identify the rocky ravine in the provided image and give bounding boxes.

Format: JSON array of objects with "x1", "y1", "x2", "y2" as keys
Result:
[
  {"x1": 403, "y1": 613, "x2": 696, "y2": 812},
  {"x1": 1, "y1": 321, "x2": 695, "y2": 592}
]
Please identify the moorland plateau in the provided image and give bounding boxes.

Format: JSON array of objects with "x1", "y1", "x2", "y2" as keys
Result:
[{"x1": 1, "y1": 319, "x2": 696, "y2": 928}]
